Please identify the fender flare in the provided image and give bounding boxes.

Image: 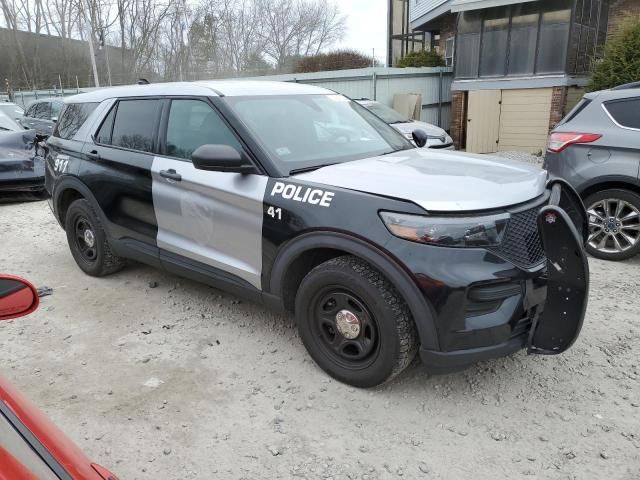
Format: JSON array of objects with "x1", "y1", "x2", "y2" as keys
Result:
[
  {"x1": 268, "y1": 231, "x2": 440, "y2": 351},
  {"x1": 52, "y1": 176, "x2": 107, "y2": 229}
]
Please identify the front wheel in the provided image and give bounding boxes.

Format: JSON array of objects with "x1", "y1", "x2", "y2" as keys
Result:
[
  {"x1": 585, "y1": 189, "x2": 640, "y2": 261},
  {"x1": 295, "y1": 256, "x2": 418, "y2": 388}
]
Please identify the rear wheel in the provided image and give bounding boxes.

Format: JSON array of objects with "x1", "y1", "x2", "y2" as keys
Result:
[
  {"x1": 65, "y1": 199, "x2": 125, "y2": 276},
  {"x1": 585, "y1": 189, "x2": 640, "y2": 261},
  {"x1": 295, "y1": 256, "x2": 418, "y2": 388}
]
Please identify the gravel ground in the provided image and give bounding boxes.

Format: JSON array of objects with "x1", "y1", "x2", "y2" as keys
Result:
[
  {"x1": 492, "y1": 151, "x2": 545, "y2": 167},
  {"x1": 1, "y1": 199, "x2": 639, "y2": 480}
]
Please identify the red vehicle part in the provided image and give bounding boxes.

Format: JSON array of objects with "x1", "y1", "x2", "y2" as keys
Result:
[{"x1": 0, "y1": 274, "x2": 118, "y2": 480}]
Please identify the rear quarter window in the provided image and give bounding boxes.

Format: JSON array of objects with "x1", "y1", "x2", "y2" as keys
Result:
[
  {"x1": 558, "y1": 98, "x2": 591, "y2": 125},
  {"x1": 604, "y1": 97, "x2": 640, "y2": 130},
  {"x1": 54, "y1": 103, "x2": 98, "y2": 140}
]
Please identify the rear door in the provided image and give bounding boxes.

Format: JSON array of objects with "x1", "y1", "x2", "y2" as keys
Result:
[
  {"x1": 81, "y1": 98, "x2": 161, "y2": 252},
  {"x1": 151, "y1": 98, "x2": 267, "y2": 289}
]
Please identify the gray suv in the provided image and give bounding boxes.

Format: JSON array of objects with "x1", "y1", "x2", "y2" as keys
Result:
[
  {"x1": 20, "y1": 98, "x2": 65, "y2": 136},
  {"x1": 544, "y1": 83, "x2": 640, "y2": 261}
]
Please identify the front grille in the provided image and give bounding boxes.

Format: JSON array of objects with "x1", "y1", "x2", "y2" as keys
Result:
[
  {"x1": 491, "y1": 207, "x2": 546, "y2": 269},
  {"x1": 511, "y1": 315, "x2": 533, "y2": 339}
]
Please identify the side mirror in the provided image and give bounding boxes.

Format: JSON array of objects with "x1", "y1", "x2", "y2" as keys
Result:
[
  {"x1": 412, "y1": 129, "x2": 429, "y2": 148},
  {"x1": 0, "y1": 276, "x2": 39, "y2": 321},
  {"x1": 191, "y1": 144, "x2": 256, "y2": 174}
]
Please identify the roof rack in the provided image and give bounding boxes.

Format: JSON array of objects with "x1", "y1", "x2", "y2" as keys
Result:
[{"x1": 610, "y1": 81, "x2": 640, "y2": 90}]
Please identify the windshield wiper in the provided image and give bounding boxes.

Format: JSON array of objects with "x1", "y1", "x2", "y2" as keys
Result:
[{"x1": 289, "y1": 163, "x2": 337, "y2": 175}]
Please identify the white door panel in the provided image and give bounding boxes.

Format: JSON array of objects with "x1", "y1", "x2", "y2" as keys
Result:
[{"x1": 151, "y1": 156, "x2": 267, "y2": 289}]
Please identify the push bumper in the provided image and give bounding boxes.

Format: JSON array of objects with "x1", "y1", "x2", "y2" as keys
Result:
[{"x1": 419, "y1": 180, "x2": 589, "y2": 373}]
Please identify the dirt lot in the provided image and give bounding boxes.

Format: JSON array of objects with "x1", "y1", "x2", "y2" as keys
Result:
[{"x1": 1, "y1": 199, "x2": 639, "y2": 480}]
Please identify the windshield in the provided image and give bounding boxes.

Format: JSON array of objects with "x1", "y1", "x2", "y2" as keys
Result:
[
  {"x1": 0, "y1": 104, "x2": 24, "y2": 120},
  {"x1": 360, "y1": 101, "x2": 410, "y2": 124},
  {"x1": 226, "y1": 94, "x2": 412, "y2": 174}
]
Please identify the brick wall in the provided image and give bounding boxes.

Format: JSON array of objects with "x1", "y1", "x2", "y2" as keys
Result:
[
  {"x1": 549, "y1": 86, "x2": 568, "y2": 131},
  {"x1": 438, "y1": 13, "x2": 457, "y2": 52},
  {"x1": 608, "y1": 0, "x2": 640, "y2": 39},
  {"x1": 450, "y1": 90, "x2": 466, "y2": 150}
]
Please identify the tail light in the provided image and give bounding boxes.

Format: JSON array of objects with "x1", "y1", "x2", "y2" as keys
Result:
[{"x1": 547, "y1": 132, "x2": 602, "y2": 153}]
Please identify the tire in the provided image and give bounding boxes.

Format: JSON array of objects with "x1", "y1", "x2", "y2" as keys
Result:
[
  {"x1": 64, "y1": 199, "x2": 125, "y2": 276},
  {"x1": 295, "y1": 255, "x2": 418, "y2": 388},
  {"x1": 584, "y1": 189, "x2": 640, "y2": 261}
]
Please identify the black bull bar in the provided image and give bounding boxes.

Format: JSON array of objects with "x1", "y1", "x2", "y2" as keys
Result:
[{"x1": 528, "y1": 179, "x2": 590, "y2": 355}]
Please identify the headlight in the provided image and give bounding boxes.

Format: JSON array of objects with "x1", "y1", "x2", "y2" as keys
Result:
[{"x1": 379, "y1": 211, "x2": 510, "y2": 247}]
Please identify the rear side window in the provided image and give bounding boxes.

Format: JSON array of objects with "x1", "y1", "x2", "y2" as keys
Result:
[
  {"x1": 54, "y1": 103, "x2": 98, "y2": 140},
  {"x1": 604, "y1": 98, "x2": 640, "y2": 129},
  {"x1": 98, "y1": 99, "x2": 160, "y2": 153},
  {"x1": 558, "y1": 98, "x2": 591, "y2": 125}
]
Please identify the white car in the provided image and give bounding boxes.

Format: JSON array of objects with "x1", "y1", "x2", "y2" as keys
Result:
[
  {"x1": 356, "y1": 99, "x2": 453, "y2": 149},
  {"x1": 0, "y1": 110, "x2": 24, "y2": 132}
]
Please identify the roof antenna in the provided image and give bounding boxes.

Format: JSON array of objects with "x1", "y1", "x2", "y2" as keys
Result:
[{"x1": 137, "y1": 78, "x2": 150, "y2": 85}]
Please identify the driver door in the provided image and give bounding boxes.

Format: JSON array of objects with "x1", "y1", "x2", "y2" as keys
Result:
[{"x1": 152, "y1": 98, "x2": 267, "y2": 290}]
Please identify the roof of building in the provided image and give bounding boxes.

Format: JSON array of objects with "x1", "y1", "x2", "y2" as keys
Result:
[
  {"x1": 450, "y1": 0, "x2": 538, "y2": 13},
  {"x1": 65, "y1": 80, "x2": 333, "y2": 103}
]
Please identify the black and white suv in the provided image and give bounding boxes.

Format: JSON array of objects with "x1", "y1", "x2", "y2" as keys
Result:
[{"x1": 46, "y1": 81, "x2": 589, "y2": 387}]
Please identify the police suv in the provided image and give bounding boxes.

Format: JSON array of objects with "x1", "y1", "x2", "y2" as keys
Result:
[{"x1": 45, "y1": 81, "x2": 589, "y2": 387}]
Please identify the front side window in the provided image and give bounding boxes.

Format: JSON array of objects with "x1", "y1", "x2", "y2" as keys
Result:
[
  {"x1": 361, "y1": 102, "x2": 410, "y2": 124},
  {"x1": 54, "y1": 103, "x2": 98, "y2": 140},
  {"x1": 605, "y1": 98, "x2": 640, "y2": 130},
  {"x1": 227, "y1": 94, "x2": 412, "y2": 174},
  {"x1": 109, "y1": 99, "x2": 160, "y2": 153},
  {"x1": 32, "y1": 102, "x2": 51, "y2": 120},
  {"x1": 165, "y1": 99, "x2": 241, "y2": 160}
]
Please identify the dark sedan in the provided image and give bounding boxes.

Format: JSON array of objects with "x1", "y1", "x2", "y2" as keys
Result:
[{"x1": 0, "y1": 130, "x2": 46, "y2": 194}]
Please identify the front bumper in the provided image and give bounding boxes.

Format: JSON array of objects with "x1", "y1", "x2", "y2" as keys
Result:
[{"x1": 412, "y1": 181, "x2": 589, "y2": 373}]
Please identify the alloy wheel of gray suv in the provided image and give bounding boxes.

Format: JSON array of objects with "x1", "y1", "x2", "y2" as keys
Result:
[{"x1": 585, "y1": 189, "x2": 640, "y2": 261}]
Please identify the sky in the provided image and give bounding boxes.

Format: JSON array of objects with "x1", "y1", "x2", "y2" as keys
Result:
[{"x1": 334, "y1": 0, "x2": 388, "y2": 65}]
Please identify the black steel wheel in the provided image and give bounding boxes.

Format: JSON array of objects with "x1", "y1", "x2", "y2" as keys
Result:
[
  {"x1": 295, "y1": 255, "x2": 418, "y2": 388},
  {"x1": 310, "y1": 288, "x2": 380, "y2": 369},
  {"x1": 65, "y1": 199, "x2": 124, "y2": 276},
  {"x1": 73, "y1": 215, "x2": 99, "y2": 264}
]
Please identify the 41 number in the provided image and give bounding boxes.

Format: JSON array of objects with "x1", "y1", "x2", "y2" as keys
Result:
[{"x1": 267, "y1": 206, "x2": 283, "y2": 220}]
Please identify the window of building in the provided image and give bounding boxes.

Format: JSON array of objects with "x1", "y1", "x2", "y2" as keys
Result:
[
  {"x1": 54, "y1": 103, "x2": 98, "y2": 140},
  {"x1": 479, "y1": 7, "x2": 509, "y2": 77},
  {"x1": 454, "y1": 0, "x2": 604, "y2": 79},
  {"x1": 445, "y1": 37, "x2": 455, "y2": 67},
  {"x1": 605, "y1": 98, "x2": 640, "y2": 130},
  {"x1": 507, "y1": 3, "x2": 539, "y2": 75},
  {"x1": 536, "y1": 0, "x2": 571, "y2": 74},
  {"x1": 455, "y1": 10, "x2": 482, "y2": 78},
  {"x1": 165, "y1": 99, "x2": 242, "y2": 160}
]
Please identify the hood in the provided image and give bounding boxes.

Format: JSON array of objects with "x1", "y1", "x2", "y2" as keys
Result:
[
  {"x1": 294, "y1": 148, "x2": 547, "y2": 212},
  {"x1": 392, "y1": 121, "x2": 446, "y2": 138}
]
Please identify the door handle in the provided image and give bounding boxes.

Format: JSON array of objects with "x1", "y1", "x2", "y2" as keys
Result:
[
  {"x1": 86, "y1": 150, "x2": 100, "y2": 161},
  {"x1": 160, "y1": 169, "x2": 182, "y2": 181}
]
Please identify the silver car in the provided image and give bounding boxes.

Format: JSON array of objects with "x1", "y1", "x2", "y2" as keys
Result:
[
  {"x1": 356, "y1": 100, "x2": 454, "y2": 149},
  {"x1": 544, "y1": 83, "x2": 640, "y2": 261}
]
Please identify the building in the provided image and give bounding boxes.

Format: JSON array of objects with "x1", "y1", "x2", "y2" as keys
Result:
[
  {"x1": 387, "y1": 0, "x2": 430, "y2": 66},
  {"x1": 397, "y1": 0, "x2": 639, "y2": 153}
]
